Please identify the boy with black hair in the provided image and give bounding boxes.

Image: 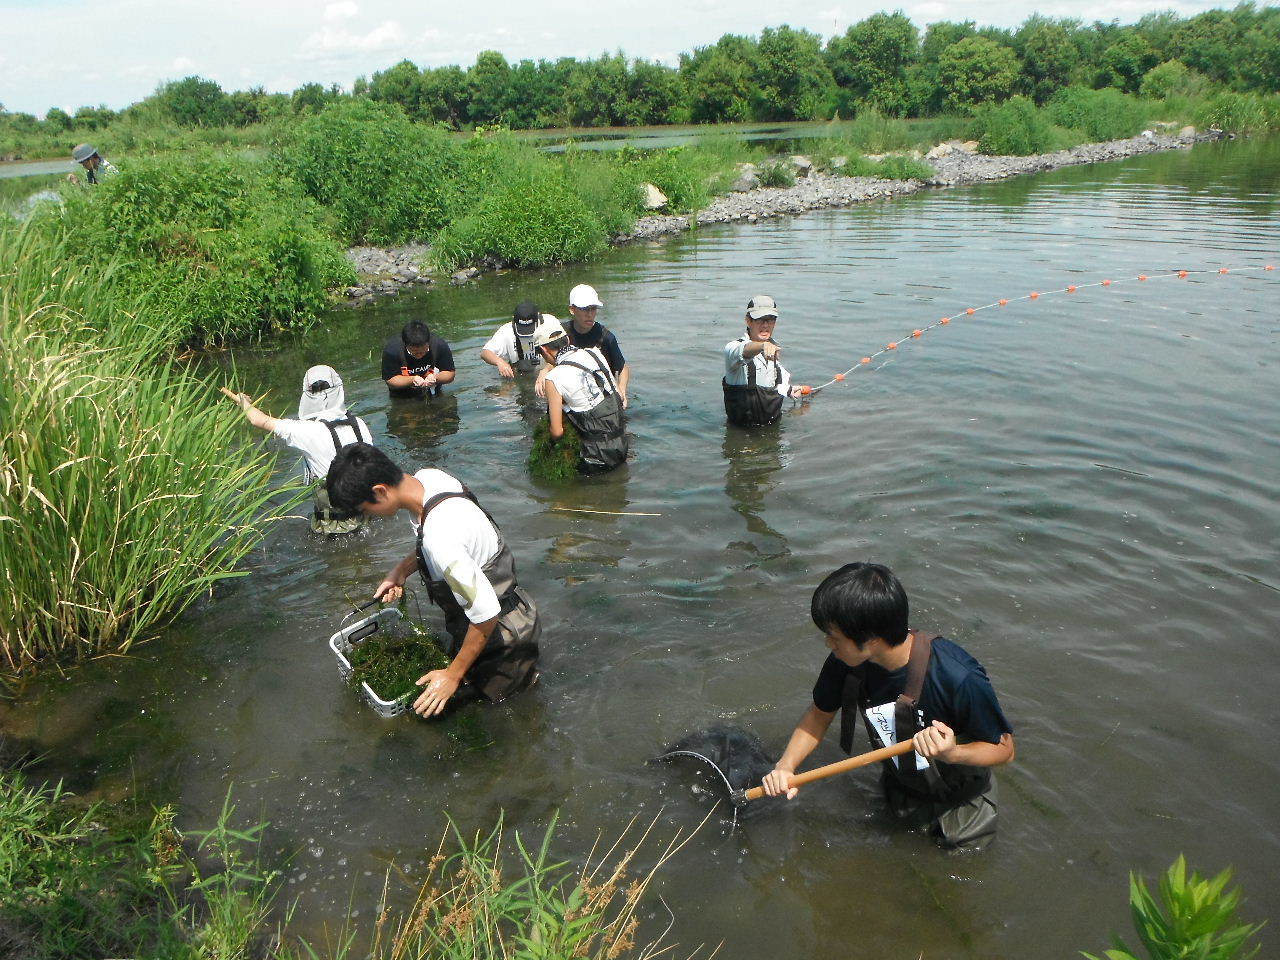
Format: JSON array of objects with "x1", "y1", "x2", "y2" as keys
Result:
[
  {"x1": 382, "y1": 320, "x2": 456, "y2": 399},
  {"x1": 761, "y1": 562, "x2": 1014, "y2": 849},
  {"x1": 326, "y1": 443, "x2": 540, "y2": 715}
]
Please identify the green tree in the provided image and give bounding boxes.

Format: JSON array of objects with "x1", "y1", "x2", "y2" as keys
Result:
[
  {"x1": 826, "y1": 12, "x2": 919, "y2": 116},
  {"x1": 420, "y1": 65, "x2": 469, "y2": 127},
  {"x1": 752, "y1": 25, "x2": 835, "y2": 120},
  {"x1": 1098, "y1": 32, "x2": 1158, "y2": 92},
  {"x1": 937, "y1": 36, "x2": 1021, "y2": 111},
  {"x1": 368, "y1": 59, "x2": 425, "y2": 120},
  {"x1": 44, "y1": 107, "x2": 72, "y2": 131},
  {"x1": 680, "y1": 36, "x2": 758, "y2": 122},
  {"x1": 1171, "y1": 9, "x2": 1246, "y2": 84},
  {"x1": 468, "y1": 50, "x2": 514, "y2": 125},
  {"x1": 291, "y1": 82, "x2": 340, "y2": 115},
  {"x1": 1139, "y1": 60, "x2": 1209, "y2": 100},
  {"x1": 622, "y1": 60, "x2": 685, "y2": 126},
  {"x1": 1016, "y1": 16, "x2": 1084, "y2": 102},
  {"x1": 156, "y1": 76, "x2": 233, "y2": 127}
]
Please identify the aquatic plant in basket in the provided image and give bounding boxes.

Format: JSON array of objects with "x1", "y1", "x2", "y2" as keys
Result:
[
  {"x1": 348, "y1": 621, "x2": 450, "y2": 704},
  {"x1": 529, "y1": 417, "x2": 582, "y2": 482}
]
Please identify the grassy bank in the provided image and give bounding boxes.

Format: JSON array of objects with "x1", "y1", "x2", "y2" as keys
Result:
[{"x1": 0, "y1": 771, "x2": 690, "y2": 960}]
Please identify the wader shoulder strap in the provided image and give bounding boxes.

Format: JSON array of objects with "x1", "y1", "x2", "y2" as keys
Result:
[
  {"x1": 511, "y1": 322, "x2": 526, "y2": 364},
  {"x1": 743, "y1": 349, "x2": 781, "y2": 391},
  {"x1": 416, "y1": 486, "x2": 502, "y2": 562},
  {"x1": 560, "y1": 352, "x2": 617, "y2": 395},
  {"x1": 320, "y1": 414, "x2": 364, "y2": 456},
  {"x1": 894, "y1": 631, "x2": 940, "y2": 780}
]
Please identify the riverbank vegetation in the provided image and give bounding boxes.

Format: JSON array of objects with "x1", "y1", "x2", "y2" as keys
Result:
[
  {"x1": 0, "y1": 770, "x2": 690, "y2": 960},
  {"x1": 5, "y1": 5, "x2": 1280, "y2": 162}
]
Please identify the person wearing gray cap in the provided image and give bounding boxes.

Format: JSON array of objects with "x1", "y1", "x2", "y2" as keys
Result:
[
  {"x1": 67, "y1": 143, "x2": 119, "y2": 186},
  {"x1": 722, "y1": 295, "x2": 810, "y2": 428},
  {"x1": 480, "y1": 300, "x2": 551, "y2": 379}
]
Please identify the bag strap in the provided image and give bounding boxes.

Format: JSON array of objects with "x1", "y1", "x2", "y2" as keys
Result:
[
  {"x1": 560, "y1": 349, "x2": 616, "y2": 395},
  {"x1": 894, "y1": 631, "x2": 938, "y2": 777},
  {"x1": 511, "y1": 322, "x2": 526, "y2": 363},
  {"x1": 319, "y1": 413, "x2": 364, "y2": 455}
]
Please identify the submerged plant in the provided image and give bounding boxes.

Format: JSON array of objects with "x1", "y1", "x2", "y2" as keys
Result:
[
  {"x1": 529, "y1": 417, "x2": 583, "y2": 482},
  {"x1": 347, "y1": 620, "x2": 449, "y2": 703},
  {"x1": 1082, "y1": 855, "x2": 1264, "y2": 960}
]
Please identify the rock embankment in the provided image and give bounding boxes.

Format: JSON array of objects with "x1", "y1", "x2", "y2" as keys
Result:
[{"x1": 337, "y1": 130, "x2": 1222, "y2": 305}]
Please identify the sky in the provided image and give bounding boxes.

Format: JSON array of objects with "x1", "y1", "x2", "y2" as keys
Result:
[{"x1": 0, "y1": 0, "x2": 1234, "y2": 116}]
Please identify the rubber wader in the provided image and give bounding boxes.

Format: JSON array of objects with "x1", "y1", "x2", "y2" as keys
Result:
[
  {"x1": 558, "y1": 352, "x2": 628, "y2": 473},
  {"x1": 723, "y1": 352, "x2": 785, "y2": 428},
  {"x1": 415, "y1": 489, "x2": 541, "y2": 701},
  {"x1": 310, "y1": 415, "x2": 367, "y2": 535},
  {"x1": 839, "y1": 632, "x2": 999, "y2": 849},
  {"x1": 510, "y1": 322, "x2": 540, "y2": 373}
]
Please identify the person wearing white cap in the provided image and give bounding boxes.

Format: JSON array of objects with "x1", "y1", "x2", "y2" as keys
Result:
[
  {"x1": 723, "y1": 295, "x2": 810, "y2": 428},
  {"x1": 530, "y1": 316, "x2": 629, "y2": 473},
  {"x1": 67, "y1": 143, "x2": 118, "y2": 186},
  {"x1": 229, "y1": 365, "x2": 373, "y2": 534},
  {"x1": 480, "y1": 300, "x2": 550, "y2": 378},
  {"x1": 538, "y1": 283, "x2": 630, "y2": 409}
]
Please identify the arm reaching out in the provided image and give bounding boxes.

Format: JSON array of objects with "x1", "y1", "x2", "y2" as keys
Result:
[{"x1": 761, "y1": 703, "x2": 837, "y2": 799}]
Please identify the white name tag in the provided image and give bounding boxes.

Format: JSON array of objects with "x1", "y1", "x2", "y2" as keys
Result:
[{"x1": 865, "y1": 701, "x2": 929, "y2": 771}]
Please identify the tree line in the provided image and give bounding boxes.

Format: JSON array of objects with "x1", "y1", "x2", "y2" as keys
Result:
[{"x1": 4, "y1": 4, "x2": 1279, "y2": 140}]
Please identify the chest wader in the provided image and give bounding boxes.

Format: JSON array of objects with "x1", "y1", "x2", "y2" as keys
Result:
[
  {"x1": 510, "y1": 323, "x2": 539, "y2": 374},
  {"x1": 311, "y1": 415, "x2": 367, "y2": 535},
  {"x1": 416, "y1": 489, "x2": 541, "y2": 701},
  {"x1": 839, "y1": 632, "x2": 999, "y2": 850},
  {"x1": 722, "y1": 354, "x2": 784, "y2": 428},
  {"x1": 558, "y1": 356, "x2": 628, "y2": 474}
]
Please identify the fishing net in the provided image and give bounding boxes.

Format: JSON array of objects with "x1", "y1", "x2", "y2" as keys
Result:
[
  {"x1": 651, "y1": 724, "x2": 777, "y2": 801},
  {"x1": 528, "y1": 417, "x2": 582, "y2": 481}
]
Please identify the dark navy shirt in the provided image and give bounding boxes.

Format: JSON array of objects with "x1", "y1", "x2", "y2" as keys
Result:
[
  {"x1": 381, "y1": 334, "x2": 455, "y2": 398},
  {"x1": 812, "y1": 636, "x2": 1012, "y2": 746},
  {"x1": 566, "y1": 322, "x2": 625, "y2": 375}
]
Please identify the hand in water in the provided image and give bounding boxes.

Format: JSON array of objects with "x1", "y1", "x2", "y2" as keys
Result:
[
  {"x1": 790, "y1": 385, "x2": 812, "y2": 399},
  {"x1": 761, "y1": 766, "x2": 799, "y2": 799},
  {"x1": 414, "y1": 669, "x2": 459, "y2": 717},
  {"x1": 535, "y1": 368, "x2": 548, "y2": 397},
  {"x1": 497, "y1": 359, "x2": 515, "y2": 379}
]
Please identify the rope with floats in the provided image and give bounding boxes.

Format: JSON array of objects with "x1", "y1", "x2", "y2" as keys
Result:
[{"x1": 802, "y1": 263, "x2": 1277, "y2": 397}]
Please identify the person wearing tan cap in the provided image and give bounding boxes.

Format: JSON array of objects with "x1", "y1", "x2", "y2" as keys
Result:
[{"x1": 722, "y1": 295, "x2": 810, "y2": 428}]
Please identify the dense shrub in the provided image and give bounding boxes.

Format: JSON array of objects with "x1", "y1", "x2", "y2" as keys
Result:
[
  {"x1": 973, "y1": 96, "x2": 1079, "y2": 155},
  {"x1": 1192, "y1": 91, "x2": 1280, "y2": 133},
  {"x1": 42, "y1": 150, "x2": 352, "y2": 344},
  {"x1": 276, "y1": 98, "x2": 464, "y2": 244},
  {"x1": 757, "y1": 160, "x2": 796, "y2": 187},
  {"x1": 1140, "y1": 60, "x2": 1211, "y2": 101},
  {"x1": 1046, "y1": 87, "x2": 1150, "y2": 142}
]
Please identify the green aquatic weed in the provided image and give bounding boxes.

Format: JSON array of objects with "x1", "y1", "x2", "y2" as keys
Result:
[
  {"x1": 347, "y1": 622, "x2": 449, "y2": 703},
  {"x1": 529, "y1": 417, "x2": 583, "y2": 482}
]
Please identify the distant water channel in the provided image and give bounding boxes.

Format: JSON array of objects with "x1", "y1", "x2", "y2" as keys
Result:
[{"x1": 5, "y1": 139, "x2": 1278, "y2": 958}]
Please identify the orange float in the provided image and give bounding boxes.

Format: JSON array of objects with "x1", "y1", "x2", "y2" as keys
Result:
[
  {"x1": 1219, "y1": 267, "x2": 1229, "y2": 274},
  {"x1": 1139, "y1": 275, "x2": 1148, "y2": 281},
  {"x1": 1102, "y1": 279, "x2": 1112, "y2": 286},
  {"x1": 999, "y1": 299, "x2": 1008, "y2": 306},
  {"x1": 912, "y1": 329, "x2": 923, "y2": 338},
  {"x1": 966, "y1": 307, "x2": 975, "y2": 315},
  {"x1": 861, "y1": 356, "x2": 871, "y2": 364},
  {"x1": 1266, "y1": 265, "x2": 1275, "y2": 271},
  {"x1": 939, "y1": 318, "x2": 950, "y2": 325},
  {"x1": 1067, "y1": 285, "x2": 1077, "y2": 293},
  {"x1": 886, "y1": 342, "x2": 897, "y2": 350},
  {"x1": 800, "y1": 385, "x2": 812, "y2": 396},
  {"x1": 1030, "y1": 291, "x2": 1039, "y2": 299},
  {"x1": 834, "y1": 373, "x2": 845, "y2": 381},
  {"x1": 1178, "y1": 270, "x2": 1188, "y2": 278}
]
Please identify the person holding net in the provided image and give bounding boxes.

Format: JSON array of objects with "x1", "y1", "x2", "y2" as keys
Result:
[{"x1": 761, "y1": 562, "x2": 1015, "y2": 849}]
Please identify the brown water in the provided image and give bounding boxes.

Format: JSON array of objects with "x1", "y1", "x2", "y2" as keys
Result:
[{"x1": 4, "y1": 139, "x2": 1278, "y2": 958}]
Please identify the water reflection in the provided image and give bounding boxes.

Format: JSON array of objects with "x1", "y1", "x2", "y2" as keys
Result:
[
  {"x1": 722, "y1": 422, "x2": 793, "y2": 562},
  {"x1": 480, "y1": 372, "x2": 546, "y2": 428},
  {"x1": 384, "y1": 393, "x2": 462, "y2": 458},
  {"x1": 537, "y1": 468, "x2": 635, "y2": 575}
]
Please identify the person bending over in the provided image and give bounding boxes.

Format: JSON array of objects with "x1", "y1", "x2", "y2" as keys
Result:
[
  {"x1": 231, "y1": 364, "x2": 371, "y2": 534},
  {"x1": 762, "y1": 562, "x2": 1014, "y2": 849},
  {"x1": 537, "y1": 283, "x2": 629, "y2": 408},
  {"x1": 327, "y1": 444, "x2": 541, "y2": 715},
  {"x1": 480, "y1": 300, "x2": 549, "y2": 378},
  {"x1": 382, "y1": 320, "x2": 456, "y2": 399},
  {"x1": 532, "y1": 316, "x2": 628, "y2": 474},
  {"x1": 723, "y1": 295, "x2": 810, "y2": 428}
]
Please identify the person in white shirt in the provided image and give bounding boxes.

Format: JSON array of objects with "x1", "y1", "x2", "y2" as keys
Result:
[
  {"x1": 480, "y1": 300, "x2": 548, "y2": 378},
  {"x1": 326, "y1": 444, "x2": 541, "y2": 715},
  {"x1": 230, "y1": 365, "x2": 371, "y2": 534},
  {"x1": 722, "y1": 294, "x2": 810, "y2": 428},
  {"x1": 531, "y1": 316, "x2": 629, "y2": 474}
]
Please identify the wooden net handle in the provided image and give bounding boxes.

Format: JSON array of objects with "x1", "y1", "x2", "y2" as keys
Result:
[{"x1": 741, "y1": 739, "x2": 915, "y2": 802}]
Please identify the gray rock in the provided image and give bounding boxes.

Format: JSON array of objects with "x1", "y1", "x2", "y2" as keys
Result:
[
  {"x1": 1180, "y1": 125, "x2": 1196, "y2": 138},
  {"x1": 731, "y1": 163, "x2": 759, "y2": 192},
  {"x1": 925, "y1": 142, "x2": 954, "y2": 160},
  {"x1": 789, "y1": 155, "x2": 813, "y2": 178},
  {"x1": 451, "y1": 267, "x2": 479, "y2": 285},
  {"x1": 641, "y1": 182, "x2": 669, "y2": 210}
]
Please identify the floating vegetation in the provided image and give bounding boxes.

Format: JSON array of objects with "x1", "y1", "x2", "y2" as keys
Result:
[
  {"x1": 347, "y1": 621, "x2": 449, "y2": 704},
  {"x1": 529, "y1": 416, "x2": 582, "y2": 482}
]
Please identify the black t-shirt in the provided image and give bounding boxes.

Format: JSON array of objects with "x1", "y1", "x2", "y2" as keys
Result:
[
  {"x1": 811, "y1": 637, "x2": 1013, "y2": 747},
  {"x1": 381, "y1": 334, "x2": 456, "y2": 398},
  {"x1": 566, "y1": 322, "x2": 625, "y2": 375}
]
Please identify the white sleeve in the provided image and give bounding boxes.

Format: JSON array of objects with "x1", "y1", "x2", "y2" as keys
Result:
[
  {"x1": 724, "y1": 339, "x2": 747, "y2": 373},
  {"x1": 482, "y1": 325, "x2": 515, "y2": 361},
  {"x1": 775, "y1": 363, "x2": 792, "y2": 397},
  {"x1": 421, "y1": 532, "x2": 502, "y2": 624}
]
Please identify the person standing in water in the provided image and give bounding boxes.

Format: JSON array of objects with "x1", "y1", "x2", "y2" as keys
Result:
[
  {"x1": 480, "y1": 300, "x2": 547, "y2": 379},
  {"x1": 722, "y1": 295, "x2": 810, "y2": 428},
  {"x1": 382, "y1": 320, "x2": 456, "y2": 399},
  {"x1": 326, "y1": 444, "x2": 541, "y2": 714},
  {"x1": 761, "y1": 562, "x2": 1014, "y2": 849},
  {"x1": 538, "y1": 284, "x2": 629, "y2": 409},
  {"x1": 230, "y1": 365, "x2": 372, "y2": 534},
  {"x1": 532, "y1": 317, "x2": 628, "y2": 474}
]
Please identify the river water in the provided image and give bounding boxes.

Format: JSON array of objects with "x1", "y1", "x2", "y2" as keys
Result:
[{"x1": 4, "y1": 139, "x2": 1278, "y2": 958}]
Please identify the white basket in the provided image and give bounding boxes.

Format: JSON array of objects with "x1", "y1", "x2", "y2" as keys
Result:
[{"x1": 329, "y1": 607, "x2": 417, "y2": 719}]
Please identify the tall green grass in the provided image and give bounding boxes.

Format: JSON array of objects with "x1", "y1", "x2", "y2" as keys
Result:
[
  {"x1": 0, "y1": 224, "x2": 283, "y2": 673},
  {"x1": 1046, "y1": 87, "x2": 1150, "y2": 143},
  {"x1": 972, "y1": 96, "x2": 1083, "y2": 156}
]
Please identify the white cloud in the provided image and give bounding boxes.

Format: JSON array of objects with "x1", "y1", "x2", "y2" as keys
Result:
[
  {"x1": 299, "y1": 19, "x2": 405, "y2": 59},
  {"x1": 323, "y1": 1, "x2": 359, "y2": 21},
  {"x1": 171, "y1": 56, "x2": 195, "y2": 72}
]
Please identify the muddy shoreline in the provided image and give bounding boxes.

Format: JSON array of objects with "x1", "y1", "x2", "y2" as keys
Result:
[{"x1": 338, "y1": 131, "x2": 1221, "y2": 305}]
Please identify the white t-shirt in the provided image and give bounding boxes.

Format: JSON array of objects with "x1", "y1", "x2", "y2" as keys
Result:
[
  {"x1": 409, "y1": 469, "x2": 502, "y2": 625},
  {"x1": 546, "y1": 346, "x2": 615, "y2": 413},
  {"x1": 482, "y1": 321, "x2": 542, "y2": 370},
  {"x1": 272, "y1": 415, "x2": 370, "y2": 482},
  {"x1": 723, "y1": 336, "x2": 791, "y2": 397}
]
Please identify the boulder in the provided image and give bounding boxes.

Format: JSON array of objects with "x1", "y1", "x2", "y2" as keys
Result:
[
  {"x1": 1179, "y1": 125, "x2": 1196, "y2": 138},
  {"x1": 731, "y1": 163, "x2": 759, "y2": 192},
  {"x1": 789, "y1": 155, "x2": 814, "y2": 178},
  {"x1": 641, "y1": 182, "x2": 668, "y2": 210},
  {"x1": 958, "y1": 140, "x2": 980, "y2": 154},
  {"x1": 829, "y1": 155, "x2": 848, "y2": 170},
  {"x1": 925, "y1": 142, "x2": 953, "y2": 160},
  {"x1": 450, "y1": 266, "x2": 479, "y2": 285}
]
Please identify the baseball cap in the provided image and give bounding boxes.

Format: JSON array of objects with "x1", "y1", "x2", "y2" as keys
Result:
[
  {"x1": 569, "y1": 284, "x2": 603, "y2": 309},
  {"x1": 746, "y1": 295, "x2": 778, "y2": 320},
  {"x1": 530, "y1": 316, "x2": 568, "y2": 348},
  {"x1": 513, "y1": 300, "x2": 540, "y2": 336}
]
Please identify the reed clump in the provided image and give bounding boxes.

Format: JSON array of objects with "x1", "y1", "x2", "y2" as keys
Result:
[
  {"x1": 348, "y1": 621, "x2": 450, "y2": 703},
  {"x1": 529, "y1": 417, "x2": 583, "y2": 482},
  {"x1": 0, "y1": 223, "x2": 282, "y2": 675}
]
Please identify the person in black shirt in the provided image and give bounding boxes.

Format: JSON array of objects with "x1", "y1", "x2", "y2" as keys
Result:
[
  {"x1": 537, "y1": 283, "x2": 629, "y2": 408},
  {"x1": 761, "y1": 562, "x2": 1015, "y2": 849},
  {"x1": 382, "y1": 320, "x2": 456, "y2": 399}
]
